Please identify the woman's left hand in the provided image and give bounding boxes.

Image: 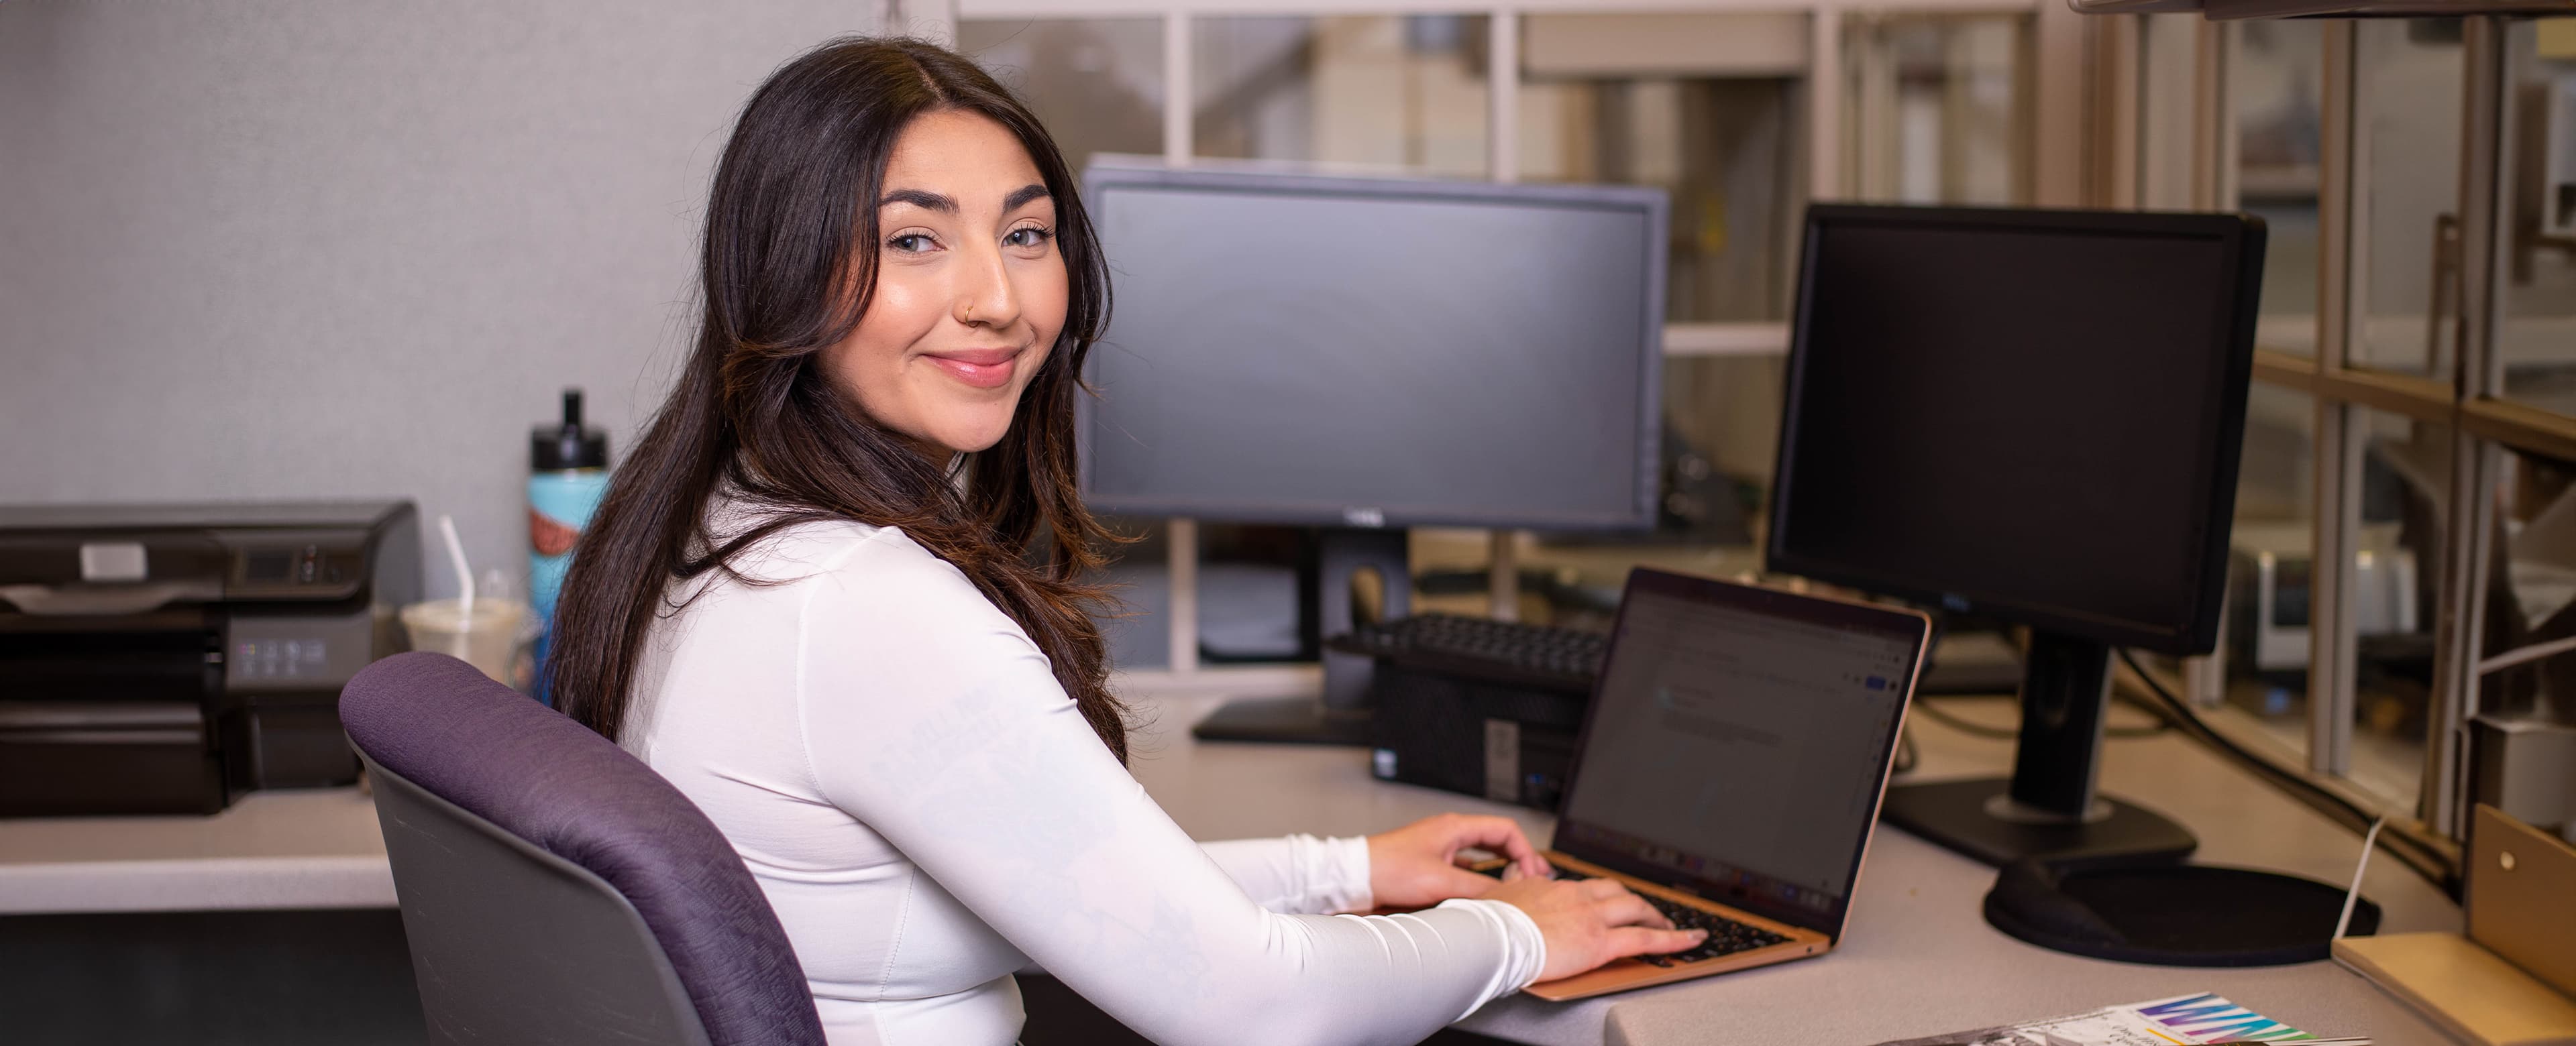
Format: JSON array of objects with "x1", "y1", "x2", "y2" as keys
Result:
[{"x1": 1365, "y1": 813, "x2": 1552, "y2": 910}]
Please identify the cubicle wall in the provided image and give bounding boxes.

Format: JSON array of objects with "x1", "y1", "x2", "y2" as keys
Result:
[{"x1": 0, "y1": 0, "x2": 874, "y2": 600}]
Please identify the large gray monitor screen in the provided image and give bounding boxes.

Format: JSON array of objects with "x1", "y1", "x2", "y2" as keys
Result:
[{"x1": 1080, "y1": 176, "x2": 1660, "y2": 529}]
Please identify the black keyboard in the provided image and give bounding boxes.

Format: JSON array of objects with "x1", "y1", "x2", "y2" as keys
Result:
[
  {"x1": 1330, "y1": 614, "x2": 1606, "y2": 693},
  {"x1": 1480, "y1": 862, "x2": 1789, "y2": 966}
]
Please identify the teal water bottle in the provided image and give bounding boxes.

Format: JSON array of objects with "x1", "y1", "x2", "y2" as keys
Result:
[{"x1": 529, "y1": 388, "x2": 609, "y2": 703}]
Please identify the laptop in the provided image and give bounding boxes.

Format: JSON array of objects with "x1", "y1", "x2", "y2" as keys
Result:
[{"x1": 1490, "y1": 568, "x2": 1930, "y2": 1001}]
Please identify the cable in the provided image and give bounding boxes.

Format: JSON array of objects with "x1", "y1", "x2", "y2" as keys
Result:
[
  {"x1": 2335, "y1": 816, "x2": 2387, "y2": 939},
  {"x1": 2119, "y1": 648, "x2": 2454, "y2": 886},
  {"x1": 2106, "y1": 689, "x2": 2184, "y2": 735},
  {"x1": 2114, "y1": 648, "x2": 2459, "y2": 893}
]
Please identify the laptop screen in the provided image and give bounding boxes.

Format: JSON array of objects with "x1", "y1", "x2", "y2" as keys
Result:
[{"x1": 1555, "y1": 571, "x2": 1925, "y2": 935}]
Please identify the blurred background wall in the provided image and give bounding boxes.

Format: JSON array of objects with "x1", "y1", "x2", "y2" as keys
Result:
[{"x1": 0, "y1": 1, "x2": 873, "y2": 597}]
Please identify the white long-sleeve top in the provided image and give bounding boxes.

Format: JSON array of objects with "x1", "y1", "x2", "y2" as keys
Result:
[{"x1": 621, "y1": 514, "x2": 1546, "y2": 1046}]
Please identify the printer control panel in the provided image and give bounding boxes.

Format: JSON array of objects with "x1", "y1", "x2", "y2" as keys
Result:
[
  {"x1": 219, "y1": 527, "x2": 371, "y2": 601},
  {"x1": 225, "y1": 614, "x2": 374, "y2": 689},
  {"x1": 241, "y1": 544, "x2": 347, "y2": 586}
]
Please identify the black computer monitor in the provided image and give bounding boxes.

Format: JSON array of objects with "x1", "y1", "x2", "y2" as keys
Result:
[
  {"x1": 1768, "y1": 204, "x2": 2264, "y2": 865},
  {"x1": 1079, "y1": 164, "x2": 1668, "y2": 743}
]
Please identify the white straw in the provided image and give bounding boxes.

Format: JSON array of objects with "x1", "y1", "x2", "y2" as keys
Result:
[
  {"x1": 2334, "y1": 815, "x2": 2386, "y2": 940},
  {"x1": 437, "y1": 514, "x2": 475, "y2": 617}
]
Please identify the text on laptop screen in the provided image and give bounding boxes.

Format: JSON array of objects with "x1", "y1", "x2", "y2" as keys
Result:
[{"x1": 1559, "y1": 589, "x2": 1915, "y2": 910}]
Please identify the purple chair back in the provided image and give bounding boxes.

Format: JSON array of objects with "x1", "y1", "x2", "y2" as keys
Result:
[{"x1": 340, "y1": 652, "x2": 824, "y2": 1046}]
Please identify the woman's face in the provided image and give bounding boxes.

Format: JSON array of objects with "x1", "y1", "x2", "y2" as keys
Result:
[{"x1": 826, "y1": 109, "x2": 1067, "y2": 461}]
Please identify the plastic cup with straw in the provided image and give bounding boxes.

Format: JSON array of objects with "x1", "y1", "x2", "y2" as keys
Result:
[{"x1": 399, "y1": 514, "x2": 529, "y2": 685}]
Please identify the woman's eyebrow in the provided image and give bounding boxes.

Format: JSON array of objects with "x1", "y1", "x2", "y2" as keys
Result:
[
  {"x1": 879, "y1": 188, "x2": 955, "y2": 213},
  {"x1": 1004, "y1": 184, "x2": 1051, "y2": 211}
]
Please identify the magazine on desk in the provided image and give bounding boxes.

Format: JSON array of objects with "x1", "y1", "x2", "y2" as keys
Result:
[{"x1": 1868, "y1": 992, "x2": 2368, "y2": 1046}]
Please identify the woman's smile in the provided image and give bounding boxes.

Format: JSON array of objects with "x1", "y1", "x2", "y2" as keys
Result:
[{"x1": 920, "y1": 346, "x2": 1024, "y2": 390}]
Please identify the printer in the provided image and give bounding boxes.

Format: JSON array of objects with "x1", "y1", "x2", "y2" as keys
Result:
[{"x1": 0, "y1": 501, "x2": 419, "y2": 816}]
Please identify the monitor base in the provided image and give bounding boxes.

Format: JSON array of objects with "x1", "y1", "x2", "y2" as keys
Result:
[
  {"x1": 1882, "y1": 777, "x2": 2198, "y2": 866},
  {"x1": 1984, "y1": 859, "x2": 2378, "y2": 966},
  {"x1": 1191, "y1": 697, "x2": 1375, "y2": 746}
]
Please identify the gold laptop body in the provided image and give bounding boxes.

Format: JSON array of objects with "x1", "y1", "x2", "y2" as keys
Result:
[
  {"x1": 1473, "y1": 571, "x2": 1929, "y2": 1002},
  {"x1": 1474, "y1": 852, "x2": 1835, "y2": 1001}
]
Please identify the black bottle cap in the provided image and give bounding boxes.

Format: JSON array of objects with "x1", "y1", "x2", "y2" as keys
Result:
[{"x1": 533, "y1": 388, "x2": 609, "y2": 471}]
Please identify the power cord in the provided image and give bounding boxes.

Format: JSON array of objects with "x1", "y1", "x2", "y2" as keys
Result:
[{"x1": 2114, "y1": 648, "x2": 2458, "y2": 893}]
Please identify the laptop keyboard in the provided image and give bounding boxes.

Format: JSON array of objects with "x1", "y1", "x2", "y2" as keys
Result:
[{"x1": 1484, "y1": 862, "x2": 1790, "y2": 966}]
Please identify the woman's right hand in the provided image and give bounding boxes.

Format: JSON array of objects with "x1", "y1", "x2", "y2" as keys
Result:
[{"x1": 1483, "y1": 871, "x2": 1707, "y2": 982}]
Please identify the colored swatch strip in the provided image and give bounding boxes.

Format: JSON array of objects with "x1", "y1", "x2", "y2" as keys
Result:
[{"x1": 2136, "y1": 993, "x2": 2322, "y2": 1041}]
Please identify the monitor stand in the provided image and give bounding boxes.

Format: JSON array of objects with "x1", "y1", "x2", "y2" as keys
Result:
[
  {"x1": 1880, "y1": 631, "x2": 2198, "y2": 866},
  {"x1": 1191, "y1": 528, "x2": 1407, "y2": 746}
]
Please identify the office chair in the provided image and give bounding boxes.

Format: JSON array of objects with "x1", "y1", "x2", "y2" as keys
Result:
[{"x1": 339, "y1": 652, "x2": 826, "y2": 1046}]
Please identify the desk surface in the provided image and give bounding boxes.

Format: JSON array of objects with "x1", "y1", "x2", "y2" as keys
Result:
[
  {"x1": 0, "y1": 687, "x2": 2467, "y2": 1045},
  {"x1": 0, "y1": 787, "x2": 391, "y2": 913},
  {"x1": 1125, "y1": 690, "x2": 2463, "y2": 1046}
]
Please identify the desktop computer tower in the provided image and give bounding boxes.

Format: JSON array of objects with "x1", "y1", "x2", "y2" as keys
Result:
[{"x1": 1366, "y1": 664, "x2": 1587, "y2": 811}]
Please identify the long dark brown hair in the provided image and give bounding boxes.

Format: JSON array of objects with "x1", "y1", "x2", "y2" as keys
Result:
[{"x1": 547, "y1": 36, "x2": 1128, "y2": 759}]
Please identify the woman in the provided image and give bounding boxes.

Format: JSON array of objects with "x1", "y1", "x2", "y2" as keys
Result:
[{"x1": 547, "y1": 36, "x2": 1701, "y2": 1046}]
